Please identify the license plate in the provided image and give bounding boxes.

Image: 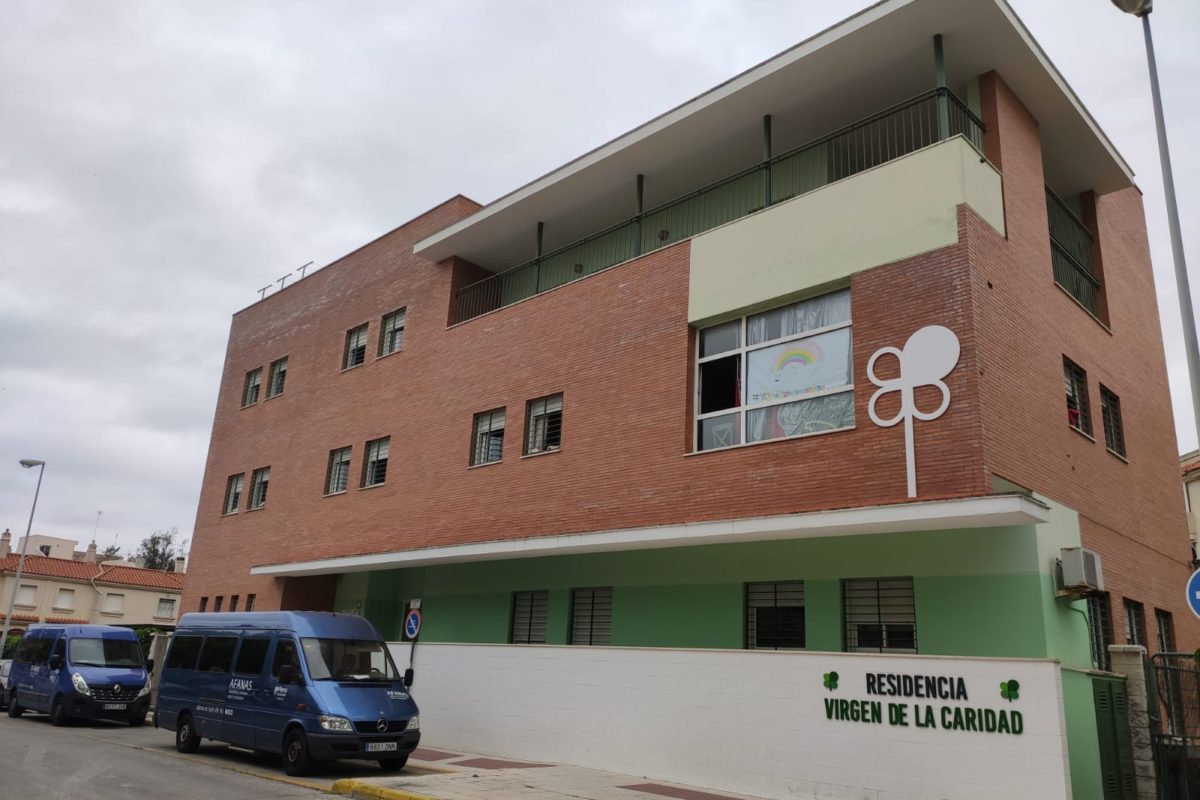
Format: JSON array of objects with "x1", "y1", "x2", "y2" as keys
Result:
[
  {"x1": 103, "y1": 703, "x2": 127, "y2": 710},
  {"x1": 365, "y1": 742, "x2": 397, "y2": 752}
]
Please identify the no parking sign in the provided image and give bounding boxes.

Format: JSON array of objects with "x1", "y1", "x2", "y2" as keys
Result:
[
  {"x1": 1187, "y1": 569, "x2": 1200, "y2": 620},
  {"x1": 404, "y1": 608, "x2": 422, "y2": 640}
]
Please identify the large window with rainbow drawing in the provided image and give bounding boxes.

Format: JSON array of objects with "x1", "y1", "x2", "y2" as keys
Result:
[{"x1": 695, "y1": 288, "x2": 853, "y2": 451}]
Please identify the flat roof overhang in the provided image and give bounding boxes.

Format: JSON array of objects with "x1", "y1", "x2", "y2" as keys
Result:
[
  {"x1": 413, "y1": 0, "x2": 1134, "y2": 272},
  {"x1": 251, "y1": 494, "x2": 1050, "y2": 577}
]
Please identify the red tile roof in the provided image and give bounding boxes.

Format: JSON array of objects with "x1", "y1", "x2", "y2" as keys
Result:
[{"x1": 0, "y1": 554, "x2": 183, "y2": 592}]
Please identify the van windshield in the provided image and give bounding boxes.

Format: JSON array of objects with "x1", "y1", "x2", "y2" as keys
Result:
[
  {"x1": 68, "y1": 638, "x2": 143, "y2": 668},
  {"x1": 300, "y1": 638, "x2": 400, "y2": 682}
]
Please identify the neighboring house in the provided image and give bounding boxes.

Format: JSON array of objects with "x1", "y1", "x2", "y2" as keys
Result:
[
  {"x1": 0, "y1": 536, "x2": 185, "y2": 633},
  {"x1": 182, "y1": 0, "x2": 1194, "y2": 797},
  {"x1": 1183, "y1": 450, "x2": 1200, "y2": 562}
]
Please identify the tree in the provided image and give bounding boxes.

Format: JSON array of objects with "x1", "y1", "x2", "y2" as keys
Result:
[
  {"x1": 100, "y1": 544, "x2": 122, "y2": 561},
  {"x1": 135, "y1": 528, "x2": 177, "y2": 571}
]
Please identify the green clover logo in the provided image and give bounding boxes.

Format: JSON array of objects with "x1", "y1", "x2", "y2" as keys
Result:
[
  {"x1": 1000, "y1": 679, "x2": 1020, "y2": 702},
  {"x1": 823, "y1": 671, "x2": 839, "y2": 691}
]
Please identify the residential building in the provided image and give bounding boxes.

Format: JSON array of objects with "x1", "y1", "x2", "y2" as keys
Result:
[
  {"x1": 1183, "y1": 450, "x2": 1200, "y2": 563},
  {"x1": 0, "y1": 533, "x2": 185, "y2": 632},
  {"x1": 184, "y1": 1, "x2": 1195, "y2": 797}
]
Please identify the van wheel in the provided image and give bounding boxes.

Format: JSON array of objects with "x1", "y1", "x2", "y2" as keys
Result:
[
  {"x1": 175, "y1": 713, "x2": 200, "y2": 753},
  {"x1": 379, "y1": 755, "x2": 408, "y2": 772},
  {"x1": 50, "y1": 697, "x2": 68, "y2": 726},
  {"x1": 282, "y1": 729, "x2": 314, "y2": 776},
  {"x1": 8, "y1": 692, "x2": 23, "y2": 718}
]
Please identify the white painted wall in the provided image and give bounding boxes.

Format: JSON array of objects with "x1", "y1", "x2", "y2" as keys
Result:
[{"x1": 392, "y1": 643, "x2": 1071, "y2": 800}]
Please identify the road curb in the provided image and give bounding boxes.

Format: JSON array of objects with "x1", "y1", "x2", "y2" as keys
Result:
[{"x1": 330, "y1": 778, "x2": 437, "y2": 800}]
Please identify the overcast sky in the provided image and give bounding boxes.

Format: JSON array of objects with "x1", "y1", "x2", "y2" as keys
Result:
[{"x1": 1, "y1": 0, "x2": 1197, "y2": 557}]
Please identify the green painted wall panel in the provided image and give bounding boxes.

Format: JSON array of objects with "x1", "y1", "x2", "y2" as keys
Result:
[
  {"x1": 803, "y1": 580, "x2": 842, "y2": 652},
  {"x1": 914, "y1": 574, "x2": 1047, "y2": 657},
  {"x1": 421, "y1": 591, "x2": 511, "y2": 644},
  {"x1": 613, "y1": 584, "x2": 743, "y2": 648},
  {"x1": 1062, "y1": 668, "x2": 1104, "y2": 800}
]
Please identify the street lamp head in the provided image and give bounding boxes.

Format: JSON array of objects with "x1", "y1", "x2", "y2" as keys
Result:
[
  {"x1": 1111, "y1": 0, "x2": 1152, "y2": 16},
  {"x1": 19, "y1": 459, "x2": 45, "y2": 468}
]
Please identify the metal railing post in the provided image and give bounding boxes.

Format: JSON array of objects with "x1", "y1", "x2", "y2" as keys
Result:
[
  {"x1": 634, "y1": 174, "x2": 644, "y2": 257},
  {"x1": 762, "y1": 114, "x2": 773, "y2": 208},
  {"x1": 534, "y1": 221, "x2": 543, "y2": 293},
  {"x1": 933, "y1": 34, "x2": 949, "y2": 141}
]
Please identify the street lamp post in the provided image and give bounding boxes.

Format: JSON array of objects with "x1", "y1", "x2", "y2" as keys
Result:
[
  {"x1": 0, "y1": 459, "x2": 46, "y2": 659},
  {"x1": 1111, "y1": 0, "x2": 1200, "y2": 444}
]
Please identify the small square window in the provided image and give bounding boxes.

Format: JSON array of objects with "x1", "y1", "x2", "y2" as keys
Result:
[
  {"x1": 843, "y1": 578, "x2": 916, "y2": 654},
  {"x1": 379, "y1": 308, "x2": 406, "y2": 356},
  {"x1": 55, "y1": 588, "x2": 76, "y2": 611},
  {"x1": 242, "y1": 368, "x2": 262, "y2": 407},
  {"x1": 471, "y1": 408, "x2": 506, "y2": 465},
  {"x1": 249, "y1": 467, "x2": 270, "y2": 509},
  {"x1": 525, "y1": 395, "x2": 563, "y2": 455},
  {"x1": 15, "y1": 584, "x2": 36, "y2": 606},
  {"x1": 362, "y1": 437, "x2": 389, "y2": 487},
  {"x1": 343, "y1": 325, "x2": 368, "y2": 370},
  {"x1": 103, "y1": 593, "x2": 124, "y2": 614},
  {"x1": 267, "y1": 357, "x2": 288, "y2": 398},
  {"x1": 1100, "y1": 385, "x2": 1126, "y2": 457},
  {"x1": 1063, "y1": 357, "x2": 1091, "y2": 436},
  {"x1": 746, "y1": 582, "x2": 805, "y2": 649},
  {"x1": 157, "y1": 598, "x2": 177, "y2": 618},
  {"x1": 569, "y1": 586, "x2": 612, "y2": 646},
  {"x1": 326, "y1": 447, "x2": 352, "y2": 494},
  {"x1": 223, "y1": 473, "x2": 245, "y2": 514}
]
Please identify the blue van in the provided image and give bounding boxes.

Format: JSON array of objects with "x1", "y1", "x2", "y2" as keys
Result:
[
  {"x1": 155, "y1": 611, "x2": 420, "y2": 776},
  {"x1": 6, "y1": 624, "x2": 150, "y2": 726}
]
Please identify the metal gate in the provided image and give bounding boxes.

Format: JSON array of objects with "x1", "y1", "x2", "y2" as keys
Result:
[
  {"x1": 1148, "y1": 652, "x2": 1200, "y2": 798},
  {"x1": 1095, "y1": 674, "x2": 1138, "y2": 798}
]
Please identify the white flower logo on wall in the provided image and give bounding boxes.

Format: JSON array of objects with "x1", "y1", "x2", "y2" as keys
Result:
[{"x1": 867, "y1": 325, "x2": 961, "y2": 498}]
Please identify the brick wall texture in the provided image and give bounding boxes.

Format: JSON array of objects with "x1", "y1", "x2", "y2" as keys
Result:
[{"x1": 183, "y1": 76, "x2": 1197, "y2": 652}]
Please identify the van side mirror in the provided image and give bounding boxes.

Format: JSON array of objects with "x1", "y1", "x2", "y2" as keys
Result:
[
  {"x1": 278, "y1": 664, "x2": 298, "y2": 685},
  {"x1": 49, "y1": 655, "x2": 64, "y2": 671},
  {"x1": 403, "y1": 668, "x2": 414, "y2": 688}
]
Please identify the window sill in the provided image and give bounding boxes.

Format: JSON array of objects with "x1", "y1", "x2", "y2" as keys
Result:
[
  {"x1": 358, "y1": 482, "x2": 387, "y2": 491},
  {"x1": 13, "y1": 604, "x2": 36, "y2": 611},
  {"x1": 246, "y1": 506, "x2": 265, "y2": 513},
  {"x1": 220, "y1": 510, "x2": 238, "y2": 517},
  {"x1": 376, "y1": 348, "x2": 405, "y2": 362},
  {"x1": 521, "y1": 447, "x2": 561, "y2": 460},
  {"x1": 99, "y1": 611, "x2": 124, "y2": 618},
  {"x1": 468, "y1": 460, "x2": 503, "y2": 470},
  {"x1": 323, "y1": 490, "x2": 348, "y2": 498},
  {"x1": 153, "y1": 615, "x2": 175, "y2": 621},
  {"x1": 51, "y1": 607, "x2": 75, "y2": 613},
  {"x1": 265, "y1": 392, "x2": 283, "y2": 401},
  {"x1": 1106, "y1": 448, "x2": 1129, "y2": 464},
  {"x1": 1068, "y1": 425, "x2": 1095, "y2": 443},
  {"x1": 340, "y1": 363, "x2": 365, "y2": 374},
  {"x1": 240, "y1": 402, "x2": 257, "y2": 410},
  {"x1": 687, "y1": 422, "x2": 854, "y2": 456}
]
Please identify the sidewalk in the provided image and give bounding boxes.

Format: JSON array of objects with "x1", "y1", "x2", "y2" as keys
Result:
[{"x1": 332, "y1": 746, "x2": 771, "y2": 800}]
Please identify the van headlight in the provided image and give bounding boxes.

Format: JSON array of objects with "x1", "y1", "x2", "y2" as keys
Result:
[
  {"x1": 71, "y1": 672, "x2": 92, "y2": 697},
  {"x1": 318, "y1": 715, "x2": 354, "y2": 733},
  {"x1": 406, "y1": 715, "x2": 420, "y2": 731},
  {"x1": 137, "y1": 682, "x2": 150, "y2": 698}
]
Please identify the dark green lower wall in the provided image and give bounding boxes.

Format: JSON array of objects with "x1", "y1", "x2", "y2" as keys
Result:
[{"x1": 343, "y1": 527, "x2": 1064, "y2": 660}]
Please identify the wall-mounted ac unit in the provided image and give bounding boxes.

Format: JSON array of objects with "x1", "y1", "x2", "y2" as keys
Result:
[{"x1": 1059, "y1": 547, "x2": 1105, "y2": 596}]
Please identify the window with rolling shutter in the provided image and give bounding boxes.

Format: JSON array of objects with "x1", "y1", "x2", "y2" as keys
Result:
[
  {"x1": 510, "y1": 590, "x2": 549, "y2": 644},
  {"x1": 569, "y1": 587, "x2": 612, "y2": 646}
]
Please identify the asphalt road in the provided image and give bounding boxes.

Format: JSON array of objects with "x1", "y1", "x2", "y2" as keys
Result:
[{"x1": 0, "y1": 707, "x2": 398, "y2": 799}]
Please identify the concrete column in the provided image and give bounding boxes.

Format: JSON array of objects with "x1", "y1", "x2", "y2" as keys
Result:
[{"x1": 1109, "y1": 644, "x2": 1157, "y2": 799}]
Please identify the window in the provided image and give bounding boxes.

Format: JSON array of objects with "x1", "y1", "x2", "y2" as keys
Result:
[
  {"x1": 1100, "y1": 386, "x2": 1126, "y2": 457},
  {"x1": 746, "y1": 582, "x2": 805, "y2": 649},
  {"x1": 362, "y1": 437, "x2": 389, "y2": 487},
  {"x1": 267, "y1": 357, "x2": 288, "y2": 398},
  {"x1": 272, "y1": 639, "x2": 300, "y2": 678},
  {"x1": 1063, "y1": 357, "x2": 1092, "y2": 436},
  {"x1": 471, "y1": 408, "x2": 506, "y2": 465},
  {"x1": 199, "y1": 596, "x2": 209, "y2": 612},
  {"x1": 165, "y1": 635, "x2": 202, "y2": 670},
  {"x1": 511, "y1": 590, "x2": 549, "y2": 644},
  {"x1": 235, "y1": 638, "x2": 270, "y2": 675},
  {"x1": 1088, "y1": 592, "x2": 1114, "y2": 670},
  {"x1": 696, "y1": 289, "x2": 853, "y2": 451},
  {"x1": 569, "y1": 587, "x2": 612, "y2": 645},
  {"x1": 379, "y1": 308, "x2": 406, "y2": 356},
  {"x1": 1156, "y1": 609, "x2": 1176, "y2": 653},
  {"x1": 156, "y1": 598, "x2": 177, "y2": 619},
  {"x1": 223, "y1": 473, "x2": 244, "y2": 514},
  {"x1": 214, "y1": 595, "x2": 224, "y2": 613},
  {"x1": 229, "y1": 594, "x2": 240, "y2": 612},
  {"x1": 103, "y1": 593, "x2": 124, "y2": 614},
  {"x1": 525, "y1": 395, "x2": 563, "y2": 455},
  {"x1": 1124, "y1": 599, "x2": 1147, "y2": 647},
  {"x1": 249, "y1": 467, "x2": 270, "y2": 509},
  {"x1": 54, "y1": 588, "x2": 75, "y2": 611},
  {"x1": 343, "y1": 324, "x2": 368, "y2": 369},
  {"x1": 15, "y1": 584, "x2": 35, "y2": 606},
  {"x1": 843, "y1": 578, "x2": 917, "y2": 653},
  {"x1": 242, "y1": 368, "x2": 262, "y2": 407},
  {"x1": 246, "y1": 594, "x2": 256, "y2": 612},
  {"x1": 326, "y1": 447, "x2": 352, "y2": 494},
  {"x1": 196, "y1": 636, "x2": 237, "y2": 673}
]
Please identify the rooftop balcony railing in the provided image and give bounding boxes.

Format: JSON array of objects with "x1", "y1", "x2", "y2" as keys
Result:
[
  {"x1": 453, "y1": 87, "x2": 985, "y2": 324},
  {"x1": 1045, "y1": 186, "x2": 1099, "y2": 316}
]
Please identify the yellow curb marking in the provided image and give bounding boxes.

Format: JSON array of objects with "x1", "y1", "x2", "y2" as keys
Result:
[{"x1": 331, "y1": 777, "x2": 438, "y2": 800}]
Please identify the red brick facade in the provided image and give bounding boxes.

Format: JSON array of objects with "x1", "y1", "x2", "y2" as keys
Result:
[{"x1": 183, "y1": 76, "x2": 1196, "y2": 652}]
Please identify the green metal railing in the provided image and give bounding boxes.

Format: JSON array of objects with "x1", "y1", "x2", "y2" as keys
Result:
[
  {"x1": 454, "y1": 87, "x2": 984, "y2": 324},
  {"x1": 1046, "y1": 186, "x2": 1099, "y2": 316}
]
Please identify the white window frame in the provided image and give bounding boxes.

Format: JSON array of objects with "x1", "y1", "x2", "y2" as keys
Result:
[
  {"x1": 379, "y1": 308, "x2": 406, "y2": 357},
  {"x1": 327, "y1": 447, "x2": 352, "y2": 494},
  {"x1": 103, "y1": 592, "x2": 125, "y2": 615},
  {"x1": 15, "y1": 584, "x2": 36, "y2": 607},
  {"x1": 471, "y1": 409, "x2": 506, "y2": 466},
  {"x1": 223, "y1": 473, "x2": 244, "y2": 514},
  {"x1": 242, "y1": 368, "x2": 262, "y2": 407},
  {"x1": 156, "y1": 598, "x2": 177, "y2": 619},
  {"x1": 249, "y1": 466, "x2": 270, "y2": 509},
  {"x1": 694, "y1": 292, "x2": 854, "y2": 452},
  {"x1": 343, "y1": 324, "x2": 369, "y2": 370},
  {"x1": 525, "y1": 394, "x2": 563, "y2": 455},
  {"x1": 362, "y1": 437, "x2": 389, "y2": 487},
  {"x1": 267, "y1": 357, "x2": 288, "y2": 398}
]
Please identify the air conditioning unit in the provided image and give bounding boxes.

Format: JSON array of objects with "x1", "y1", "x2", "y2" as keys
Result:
[{"x1": 1059, "y1": 547, "x2": 1105, "y2": 596}]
